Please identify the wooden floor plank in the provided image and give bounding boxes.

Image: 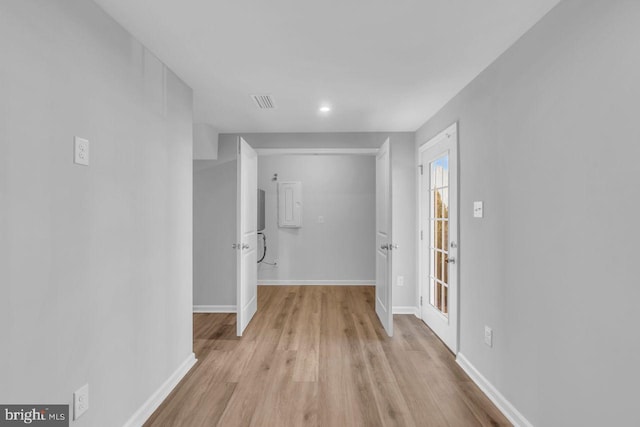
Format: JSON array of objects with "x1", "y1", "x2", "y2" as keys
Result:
[{"x1": 145, "y1": 286, "x2": 511, "y2": 427}]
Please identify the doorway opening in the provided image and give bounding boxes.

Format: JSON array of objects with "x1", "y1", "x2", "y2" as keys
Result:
[
  {"x1": 193, "y1": 139, "x2": 394, "y2": 337},
  {"x1": 253, "y1": 144, "x2": 393, "y2": 336}
]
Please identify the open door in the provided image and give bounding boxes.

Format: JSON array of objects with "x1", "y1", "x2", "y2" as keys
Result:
[
  {"x1": 375, "y1": 138, "x2": 394, "y2": 336},
  {"x1": 236, "y1": 137, "x2": 258, "y2": 336}
]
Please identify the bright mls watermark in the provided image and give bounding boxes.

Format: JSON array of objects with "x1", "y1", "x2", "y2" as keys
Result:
[{"x1": 0, "y1": 406, "x2": 68, "y2": 426}]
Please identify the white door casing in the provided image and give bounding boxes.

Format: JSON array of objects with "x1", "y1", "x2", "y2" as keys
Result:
[
  {"x1": 236, "y1": 137, "x2": 258, "y2": 336},
  {"x1": 419, "y1": 123, "x2": 459, "y2": 353},
  {"x1": 376, "y1": 138, "x2": 394, "y2": 337}
]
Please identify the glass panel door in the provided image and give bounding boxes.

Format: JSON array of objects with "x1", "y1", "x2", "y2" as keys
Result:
[
  {"x1": 420, "y1": 122, "x2": 457, "y2": 353},
  {"x1": 428, "y1": 155, "x2": 449, "y2": 316}
]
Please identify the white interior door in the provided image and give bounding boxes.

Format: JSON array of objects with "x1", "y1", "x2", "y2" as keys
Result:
[
  {"x1": 236, "y1": 137, "x2": 258, "y2": 336},
  {"x1": 376, "y1": 138, "x2": 394, "y2": 337},
  {"x1": 419, "y1": 123, "x2": 458, "y2": 353}
]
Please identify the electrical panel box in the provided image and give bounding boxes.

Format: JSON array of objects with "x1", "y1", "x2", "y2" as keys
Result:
[
  {"x1": 278, "y1": 181, "x2": 302, "y2": 228},
  {"x1": 257, "y1": 189, "x2": 265, "y2": 231}
]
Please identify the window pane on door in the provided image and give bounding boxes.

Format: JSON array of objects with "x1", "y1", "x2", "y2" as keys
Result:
[
  {"x1": 441, "y1": 188, "x2": 449, "y2": 219},
  {"x1": 442, "y1": 285, "x2": 448, "y2": 315}
]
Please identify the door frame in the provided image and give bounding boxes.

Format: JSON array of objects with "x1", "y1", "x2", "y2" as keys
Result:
[
  {"x1": 255, "y1": 148, "x2": 378, "y2": 156},
  {"x1": 417, "y1": 122, "x2": 459, "y2": 354}
]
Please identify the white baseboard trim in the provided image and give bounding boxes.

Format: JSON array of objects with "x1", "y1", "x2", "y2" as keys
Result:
[
  {"x1": 123, "y1": 352, "x2": 197, "y2": 427},
  {"x1": 456, "y1": 353, "x2": 533, "y2": 427},
  {"x1": 193, "y1": 305, "x2": 236, "y2": 313},
  {"x1": 392, "y1": 306, "x2": 420, "y2": 317},
  {"x1": 258, "y1": 280, "x2": 375, "y2": 286}
]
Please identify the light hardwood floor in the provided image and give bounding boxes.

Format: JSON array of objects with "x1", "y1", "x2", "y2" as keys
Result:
[{"x1": 145, "y1": 286, "x2": 511, "y2": 426}]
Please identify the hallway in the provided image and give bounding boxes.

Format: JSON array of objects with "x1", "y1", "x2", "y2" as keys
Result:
[{"x1": 146, "y1": 286, "x2": 510, "y2": 426}]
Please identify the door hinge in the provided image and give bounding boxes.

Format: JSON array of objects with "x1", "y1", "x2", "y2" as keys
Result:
[
  {"x1": 418, "y1": 164, "x2": 423, "y2": 175},
  {"x1": 420, "y1": 230, "x2": 423, "y2": 240},
  {"x1": 420, "y1": 296, "x2": 423, "y2": 306}
]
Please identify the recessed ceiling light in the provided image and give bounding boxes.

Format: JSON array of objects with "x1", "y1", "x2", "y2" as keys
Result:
[{"x1": 319, "y1": 106, "x2": 331, "y2": 113}]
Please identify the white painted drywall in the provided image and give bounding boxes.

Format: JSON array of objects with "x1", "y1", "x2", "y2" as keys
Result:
[
  {"x1": 390, "y1": 134, "x2": 418, "y2": 313},
  {"x1": 0, "y1": 2, "x2": 193, "y2": 426},
  {"x1": 193, "y1": 140, "x2": 238, "y2": 307},
  {"x1": 193, "y1": 123, "x2": 219, "y2": 159},
  {"x1": 218, "y1": 133, "x2": 412, "y2": 150},
  {"x1": 193, "y1": 133, "x2": 416, "y2": 308},
  {"x1": 257, "y1": 155, "x2": 375, "y2": 282},
  {"x1": 415, "y1": 1, "x2": 640, "y2": 425}
]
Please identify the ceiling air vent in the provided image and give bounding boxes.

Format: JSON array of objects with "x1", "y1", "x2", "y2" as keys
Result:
[{"x1": 251, "y1": 94, "x2": 276, "y2": 109}]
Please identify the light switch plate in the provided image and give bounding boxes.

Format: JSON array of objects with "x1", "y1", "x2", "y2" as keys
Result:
[
  {"x1": 74, "y1": 137, "x2": 89, "y2": 166},
  {"x1": 397, "y1": 276, "x2": 404, "y2": 287},
  {"x1": 73, "y1": 383, "x2": 89, "y2": 420},
  {"x1": 473, "y1": 201, "x2": 483, "y2": 218}
]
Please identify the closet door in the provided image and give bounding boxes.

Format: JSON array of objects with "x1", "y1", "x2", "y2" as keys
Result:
[
  {"x1": 375, "y1": 138, "x2": 394, "y2": 337},
  {"x1": 236, "y1": 137, "x2": 258, "y2": 336}
]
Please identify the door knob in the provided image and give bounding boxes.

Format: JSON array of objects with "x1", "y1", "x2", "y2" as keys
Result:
[
  {"x1": 390, "y1": 244, "x2": 399, "y2": 250},
  {"x1": 380, "y1": 244, "x2": 389, "y2": 250},
  {"x1": 232, "y1": 243, "x2": 239, "y2": 249},
  {"x1": 446, "y1": 257, "x2": 456, "y2": 264},
  {"x1": 242, "y1": 243, "x2": 250, "y2": 250}
]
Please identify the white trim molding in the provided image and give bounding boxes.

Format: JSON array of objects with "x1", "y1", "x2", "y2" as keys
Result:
[
  {"x1": 193, "y1": 305, "x2": 236, "y2": 313},
  {"x1": 456, "y1": 353, "x2": 533, "y2": 427},
  {"x1": 255, "y1": 148, "x2": 378, "y2": 156},
  {"x1": 258, "y1": 280, "x2": 375, "y2": 286},
  {"x1": 123, "y1": 352, "x2": 197, "y2": 427},
  {"x1": 392, "y1": 306, "x2": 421, "y2": 317}
]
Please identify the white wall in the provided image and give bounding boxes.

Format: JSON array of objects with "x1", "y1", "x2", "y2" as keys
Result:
[
  {"x1": 257, "y1": 155, "x2": 375, "y2": 283},
  {"x1": 194, "y1": 132, "x2": 416, "y2": 308},
  {"x1": 415, "y1": 1, "x2": 640, "y2": 425},
  {"x1": 193, "y1": 123, "x2": 219, "y2": 160},
  {"x1": 0, "y1": 2, "x2": 193, "y2": 426},
  {"x1": 193, "y1": 141, "x2": 237, "y2": 307},
  {"x1": 390, "y1": 136, "x2": 418, "y2": 312},
  {"x1": 219, "y1": 133, "x2": 410, "y2": 150}
]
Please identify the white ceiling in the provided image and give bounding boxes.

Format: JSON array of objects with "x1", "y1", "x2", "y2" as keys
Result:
[{"x1": 93, "y1": 0, "x2": 561, "y2": 133}]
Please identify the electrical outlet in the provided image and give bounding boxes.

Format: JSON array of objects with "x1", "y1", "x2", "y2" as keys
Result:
[
  {"x1": 74, "y1": 137, "x2": 89, "y2": 166},
  {"x1": 396, "y1": 275, "x2": 404, "y2": 286},
  {"x1": 484, "y1": 326, "x2": 493, "y2": 347},
  {"x1": 73, "y1": 384, "x2": 89, "y2": 420}
]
